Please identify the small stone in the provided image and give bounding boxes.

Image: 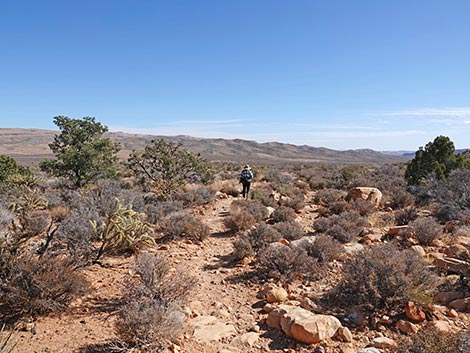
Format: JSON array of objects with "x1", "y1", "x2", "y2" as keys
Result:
[
  {"x1": 314, "y1": 346, "x2": 326, "y2": 353},
  {"x1": 435, "y1": 291, "x2": 465, "y2": 305},
  {"x1": 336, "y1": 326, "x2": 353, "y2": 342},
  {"x1": 405, "y1": 301, "x2": 426, "y2": 323},
  {"x1": 449, "y1": 297, "x2": 470, "y2": 312},
  {"x1": 263, "y1": 303, "x2": 275, "y2": 313},
  {"x1": 372, "y1": 336, "x2": 398, "y2": 349},
  {"x1": 358, "y1": 348, "x2": 381, "y2": 353},
  {"x1": 427, "y1": 320, "x2": 452, "y2": 333},
  {"x1": 266, "y1": 287, "x2": 289, "y2": 303},
  {"x1": 396, "y1": 320, "x2": 418, "y2": 335},
  {"x1": 446, "y1": 308, "x2": 459, "y2": 318}
]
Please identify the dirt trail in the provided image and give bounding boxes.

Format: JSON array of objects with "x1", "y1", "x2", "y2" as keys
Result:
[{"x1": 12, "y1": 195, "x2": 290, "y2": 353}]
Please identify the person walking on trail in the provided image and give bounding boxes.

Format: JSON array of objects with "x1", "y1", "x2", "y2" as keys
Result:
[{"x1": 239, "y1": 165, "x2": 254, "y2": 199}]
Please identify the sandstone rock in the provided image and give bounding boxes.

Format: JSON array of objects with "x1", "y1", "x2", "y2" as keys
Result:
[
  {"x1": 336, "y1": 326, "x2": 353, "y2": 342},
  {"x1": 456, "y1": 235, "x2": 470, "y2": 247},
  {"x1": 347, "y1": 187, "x2": 383, "y2": 207},
  {"x1": 410, "y1": 245, "x2": 426, "y2": 257},
  {"x1": 361, "y1": 233, "x2": 383, "y2": 243},
  {"x1": 230, "y1": 332, "x2": 260, "y2": 347},
  {"x1": 427, "y1": 320, "x2": 451, "y2": 333},
  {"x1": 449, "y1": 297, "x2": 470, "y2": 312},
  {"x1": 191, "y1": 316, "x2": 237, "y2": 342},
  {"x1": 396, "y1": 320, "x2": 418, "y2": 334},
  {"x1": 446, "y1": 308, "x2": 459, "y2": 318},
  {"x1": 405, "y1": 301, "x2": 426, "y2": 323},
  {"x1": 266, "y1": 206, "x2": 276, "y2": 217},
  {"x1": 266, "y1": 287, "x2": 289, "y2": 303},
  {"x1": 372, "y1": 337, "x2": 397, "y2": 349},
  {"x1": 435, "y1": 291, "x2": 465, "y2": 305},
  {"x1": 434, "y1": 257, "x2": 470, "y2": 275},
  {"x1": 268, "y1": 305, "x2": 342, "y2": 344},
  {"x1": 300, "y1": 297, "x2": 320, "y2": 312},
  {"x1": 445, "y1": 244, "x2": 470, "y2": 259},
  {"x1": 263, "y1": 303, "x2": 275, "y2": 313},
  {"x1": 386, "y1": 225, "x2": 410, "y2": 237},
  {"x1": 358, "y1": 348, "x2": 381, "y2": 353}
]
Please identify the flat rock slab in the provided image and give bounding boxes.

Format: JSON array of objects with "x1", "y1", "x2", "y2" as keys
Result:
[{"x1": 191, "y1": 315, "x2": 237, "y2": 342}]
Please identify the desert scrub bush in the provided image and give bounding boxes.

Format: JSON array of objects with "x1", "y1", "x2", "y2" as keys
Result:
[
  {"x1": 224, "y1": 199, "x2": 268, "y2": 231},
  {"x1": 174, "y1": 185, "x2": 214, "y2": 207},
  {"x1": 92, "y1": 202, "x2": 155, "y2": 262},
  {"x1": 271, "y1": 206, "x2": 297, "y2": 223},
  {"x1": 314, "y1": 188, "x2": 346, "y2": 206},
  {"x1": 8, "y1": 187, "x2": 48, "y2": 237},
  {"x1": 350, "y1": 198, "x2": 376, "y2": 217},
  {"x1": 232, "y1": 236, "x2": 255, "y2": 261},
  {"x1": 0, "y1": 253, "x2": 89, "y2": 322},
  {"x1": 324, "y1": 244, "x2": 439, "y2": 314},
  {"x1": 306, "y1": 235, "x2": 343, "y2": 263},
  {"x1": 278, "y1": 187, "x2": 305, "y2": 212},
  {"x1": 247, "y1": 224, "x2": 282, "y2": 249},
  {"x1": 388, "y1": 188, "x2": 415, "y2": 209},
  {"x1": 0, "y1": 155, "x2": 34, "y2": 190},
  {"x1": 144, "y1": 200, "x2": 184, "y2": 225},
  {"x1": 395, "y1": 206, "x2": 418, "y2": 226},
  {"x1": 258, "y1": 244, "x2": 321, "y2": 282},
  {"x1": 158, "y1": 211, "x2": 209, "y2": 242},
  {"x1": 251, "y1": 185, "x2": 277, "y2": 208},
  {"x1": 314, "y1": 211, "x2": 368, "y2": 243},
  {"x1": 217, "y1": 180, "x2": 240, "y2": 197},
  {"x1": 410, "y1": 217, "x2": 442, "y2": 246},
  {"x1": 116, "y1": 253, "x2": 196, "y2": 351},
  {"x1": 273, "y1": 221, "x2": 305, "y2": 241},
  {"x1": 397, "y1": 328, "x2": 470, "y2": 353}
]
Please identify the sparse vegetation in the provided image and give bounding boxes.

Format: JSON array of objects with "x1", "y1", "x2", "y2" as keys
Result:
[
  {"x1": 158, "y1": 210, "x2": 209, "y2": 242},
  {"x1": 224, "y1": 199, "x2": 269, "y2": 230},
  {"x1": 397, "y1": 329, "x2": 470, "y2": 353}
]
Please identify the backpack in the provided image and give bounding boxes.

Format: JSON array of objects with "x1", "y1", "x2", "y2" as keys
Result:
[{"x1": 240, "y1": 169, "x2": 253, "y2": 183}]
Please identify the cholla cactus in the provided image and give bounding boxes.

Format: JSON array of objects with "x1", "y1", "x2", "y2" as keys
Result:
[{"x1": 92, "y1": 201, "x2": 155, "y2": 262}]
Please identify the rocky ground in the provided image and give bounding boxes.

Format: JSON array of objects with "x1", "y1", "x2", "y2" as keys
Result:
[{"x1": 9, "y1": 188, "x2": 470, "y2": 353}]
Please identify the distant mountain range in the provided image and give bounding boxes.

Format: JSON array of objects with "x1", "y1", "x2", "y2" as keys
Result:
[{"x1": 0, "y1": 128, "x2": 413, "y2": 166}]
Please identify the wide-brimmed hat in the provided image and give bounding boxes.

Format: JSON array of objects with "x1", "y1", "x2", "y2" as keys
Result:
[{"x1": 244, "y1": 164, "x2": 250, "y2": 169}]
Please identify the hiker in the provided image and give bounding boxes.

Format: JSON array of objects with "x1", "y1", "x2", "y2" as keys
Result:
[{"x1": 239, "y1": 165, "x2": 254, "y2": 199}]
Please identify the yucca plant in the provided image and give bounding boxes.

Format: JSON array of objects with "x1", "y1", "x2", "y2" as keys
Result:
[{"x1": 92, "y1": 201, "x2": 155, "y2": 263}]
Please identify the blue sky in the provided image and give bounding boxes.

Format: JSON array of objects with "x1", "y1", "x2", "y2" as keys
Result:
[{"x1": 1, "y1": 0, "x2": 469, "y2": 150}]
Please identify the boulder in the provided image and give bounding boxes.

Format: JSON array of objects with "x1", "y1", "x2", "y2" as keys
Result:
[
  {"x1": 347, "y1": 187, "x2": 382, "y2": 206},
  {"x1": 191, "y1": 316, "x2": 237, "y2": 342},
  {"x1": 449, "y1": 297, "x2": 470, "y2": 312},
  {"x1": 405, "y1": 301, "x2": 426, "y2": 323},
  {"x1": 435, "y1": 291, "x2": 465, "y2": 305},
  {"x1": 267, "y1": 305, "x2": 342, "y2": 344},
  {"x1": 396, "y1": 320, "x2": 419, "y2": 335}
]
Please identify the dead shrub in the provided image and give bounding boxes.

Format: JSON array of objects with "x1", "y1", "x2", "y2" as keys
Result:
[
  {"x1": 273, "y1": 221, "x2": 305, "y2": 241},
  {"x1": 224, "y1": 200, "x2": 268, "y2": 231},
  {"x1": 389, "y1": 188, "x2": 415, "y2": 209},
  {"x1": 324, "y1": 244, "x2": 439, "y2": 313},
  {"x1": 248, "y1": 224, "x2": 281, "y2": 249},
  {"x1": 258, "y1": 244, "x2": 321, "y2": 282},
  {"x1": 0, "y1": 253, "x2": 89, "y2": 322},
  {"x1": 116, "y1": 253, "x2": 196, "y2": 351},
  {"x1": 159, "y1": 211, "x2": 209, "y2": 242},
  {"x1": 397, "y1": 329, "x2": 469, "y2": 353},
  {"x1": 271, "y1": 206, "x2": 297, "y2": 223},
  {"x1": 219, "y1": 180, "x2": 240, "y2": 197},
  {"x1": 410, "y1": 217, "x2": 442, "y2": 246},
  {"x1": 145, "y1": 200, "x2": 184, "y2": 225},
  {"x1": 314, "y1": 189, "x2": 346, "y2": 206},
  {"x1": 251, "y1": 186, "x2": 277, "y2": 208},
  {"x1": 395, "y1": 206, "x2": 418, "y2": 226}
]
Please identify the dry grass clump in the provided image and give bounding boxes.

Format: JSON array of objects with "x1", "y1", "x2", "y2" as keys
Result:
[
  {"x1": 251, "y1": 185, "x2": 277, "y2": 208},
  {"x1": 224, "y1": 200, "x2": 268, "y2": 231},
  {"x1": 410, "y1": 217, "x2": 442, "y2": 246},
  {"x1": 116, "y1": 253, "x2": 196, "y2": 351},
  {"x1": 395, "y1": 206, "x2": 418, "y2": 226},
  {"x1": 324, "y1": 244, "x2": 439, "y2": 314},
  {"x1": 217, "y1": 180, "x2": 240, "y2": 197},
  {"x1": 232, "y1": 236, "x2": 255, "y2": 261},
  {"x1": 314, "y1": 211, "x2": 368, "y2": 243},
  {"x1": 145, "y1": 200, "x2": 184, "y2": 225},
  {"x1": 349, "y1": 198, "x2": 376, "y2": 217},
  {"x1": 271, "y1": 206, "x2": 297, "y2": 223},
  {"x1": 159, "y1": 211, "x2": 209, "y2": 242},
  {"x1": 397, "y1": 329, "x2": 470, "y2": 353},
  {"x1": 0, "y1": 253, "x2": 88, "y2": 323}
]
